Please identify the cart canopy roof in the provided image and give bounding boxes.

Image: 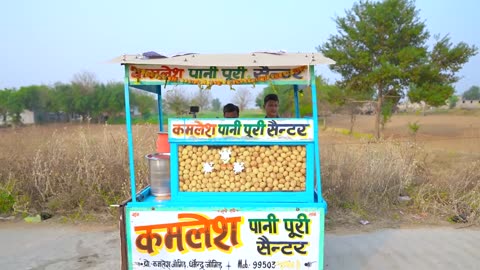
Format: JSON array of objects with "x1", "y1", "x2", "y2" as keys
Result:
[{"x1": 111, "y1": 51, "x2": 335, "y2": 67}]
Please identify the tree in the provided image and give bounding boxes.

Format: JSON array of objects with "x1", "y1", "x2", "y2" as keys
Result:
[
  {"x1": 6, "y1": 90, "x2": 25, "y2": 125},
  {"x1": 70, "y1": 71, "x2": 99, "y2": 121},
  {"x1": 90, "y1": 83, "x2": 124, "y2": 122},
  {"x1": 463, "y1": 86, "x2": 480, "y2": 100},
  {"x1": 53, "y1": 82, "x2": 75, "y2": 121},
  {"x1": 16, "y1": 85, "x2": 51, "y2": 122},
  {"x1": 0, "y1": 89, "x2": 13, "y2": 124},
  {"x1": 317, "y1": 0, "x2": 477, "y2": 138},
  {"x1": 105, "y1": 83, "x2": 125, "y2": 116},
  {"x1": 211, "y1": 98, "x2": 221, "y2": 112},
  {"x1": 448, "y1": 95, "x2": 459, "y2": 109},
  {"x1": 72, "y1": 83, "x2": 94, "y2": 120},
  {"x1": 316, "y1": 76, "x2": 370, "y2": 132},
  {"x1": 255, "y1": 93, "x2": 263, "y2": 109},
  {"x1": 191, "y1": 89, "x2": 212, "y2": 111},
  {"x1": 163, "y1": 89, "x2": 190, "y2": 115},
  {"x1": 45, "y1": 86, "x2": 61, "y2": 116},
  {"x1": 132, "y1": 91, "x2": 156, "y2": 118},
  {"x1": 72, "y1": 71, "x2": 98, "y2": 94},
  {"x1": 232, "y1": 88, "x2": 253, "y2": 111},
  {"x1": 408, "y1": 35, "x2": 478, "y2": 106}
]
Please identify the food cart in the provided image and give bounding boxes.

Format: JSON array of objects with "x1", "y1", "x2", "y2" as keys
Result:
[{"x1": 112, "y1": 52, "x2": 335, "y2": 270}]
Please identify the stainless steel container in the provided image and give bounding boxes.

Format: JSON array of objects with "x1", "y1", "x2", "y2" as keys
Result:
[{"x1": 145, "y1": 153, "x2": 171, "y2": 196}]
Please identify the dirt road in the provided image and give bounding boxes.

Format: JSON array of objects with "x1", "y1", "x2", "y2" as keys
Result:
[
  {"x1": 324, "y1": 227, "x2": 480, "y2": 269},
  {"x1": 0, "y1": 222, "x2": 120, "y2": 270},
  {"x1": 1, "y1": 222, "x2": 479, "y2": 270}
]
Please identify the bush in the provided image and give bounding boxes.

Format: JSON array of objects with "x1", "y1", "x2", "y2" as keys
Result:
[
  {"x1": 321, "y1": 140, "x2": 421, "y2": 212},
  {"x1": 0, "y1": 189, "x2": 15, "y2": 214},
  {"x1": 1, "y1": 124, "x2": 478, "y2": 224},
  {"x1": 0, "y1": 124, "x2": 154, "y2": 217},
  {"x1": 411, "y1": 161, "x2": 480, "y2": 222}
]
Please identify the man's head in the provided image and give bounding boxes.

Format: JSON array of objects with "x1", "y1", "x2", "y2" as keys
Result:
[
  {"x1": 263, "y1": 94, "x2": 279, "y2": 118},
  {"x1": 223, "y1": 103, "x2": 239, "y2": 118}
]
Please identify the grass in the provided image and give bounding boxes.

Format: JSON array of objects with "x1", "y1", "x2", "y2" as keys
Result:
[
  {"x1": 321, "y1": 140, "x2": 419, "y2": 212},
  {"x1": 326, "y1": 127, "x2": 375, "y2": 140},
  {"x1": 0, "y1": 124, "x2": 155, "y2": 219},
  {"x1": 321, "y1": 139, "x2": 480, "y2": 226},
  {"x1": 397, "y1": 108, "x2": 480, "y2": 116},
  {"x1": 0, "y1": 123, "x2": 479, "y2": 225}
]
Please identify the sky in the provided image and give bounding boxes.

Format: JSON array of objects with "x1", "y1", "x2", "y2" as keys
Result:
[{"x1": 1, "y1": 0, "x2": 479, "y2": 106}]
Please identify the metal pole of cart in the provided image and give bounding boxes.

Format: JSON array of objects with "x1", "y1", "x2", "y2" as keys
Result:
[
  {"x1": 309, "y1": 65, "x2": 322, "y2": 196},
  {"x1": 156, "y1": 85, "x2": 163, "y2": 132},
  {"x1": 309, "y1": 65, "x2": 325, "y2": 269},
  {"x1": 293, "y1": 84, "x2": 300, "y2": 118},
  {"x1": 123, "y1": 65, "x2": 137, "y2": 202}
]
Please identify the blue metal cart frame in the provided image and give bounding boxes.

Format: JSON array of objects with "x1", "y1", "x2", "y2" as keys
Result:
[{"x1": 114, "y1": 52, "x2": 334, "y2": 270}]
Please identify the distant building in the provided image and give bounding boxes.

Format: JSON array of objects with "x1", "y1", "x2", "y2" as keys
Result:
[
  {"x1": 396, "y1": 101, "x2": 427, "y2": 113},
  {"x1": 0, "y1": 110, "x2": 35, "y2": 125},
  {"x1": 21, "y1": 110, "x2": 35, "y2": 124},
  {"x1": 358, "y1": 102, "x2": 376, "y2": 115},
  {"x1": 457, "y1": 99, "x2": 480, "y2": 109}
]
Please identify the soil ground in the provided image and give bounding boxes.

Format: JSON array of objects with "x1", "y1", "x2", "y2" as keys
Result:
[
  {"x1": 322, "y1": 114, "x2": 480, "y2": 177},
  {"x1": 325, "y1": 114, "x2": 480, "y2": 154}
]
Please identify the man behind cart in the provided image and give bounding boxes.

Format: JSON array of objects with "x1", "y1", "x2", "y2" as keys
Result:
[{"x1": 223, "y1": 103, "x2": 239, "y2": 118}]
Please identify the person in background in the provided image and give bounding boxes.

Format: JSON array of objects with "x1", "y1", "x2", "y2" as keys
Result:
[
  {"x1": 263, "y1": 94, "x2": 280, "y2": 118},
  {"x1": 223, "y1": 103, "x2": 240, "y2": 118}
]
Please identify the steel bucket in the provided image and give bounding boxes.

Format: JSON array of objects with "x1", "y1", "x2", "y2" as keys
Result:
[{"x1": 145, "y1": 153, "x2": 171, "y2": 196}]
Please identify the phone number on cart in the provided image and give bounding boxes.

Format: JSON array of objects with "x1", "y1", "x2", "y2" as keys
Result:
[{"x1": 252, "y1": 261, "x2": 276, "y2": 269}]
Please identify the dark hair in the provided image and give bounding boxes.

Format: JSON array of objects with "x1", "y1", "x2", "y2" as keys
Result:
[
  {"x1": 223, "y1": 103, "x2": 239, "y2": 114},
  {"x1": 264, "y1": 94, "x2": 279, "y2": 106}
]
